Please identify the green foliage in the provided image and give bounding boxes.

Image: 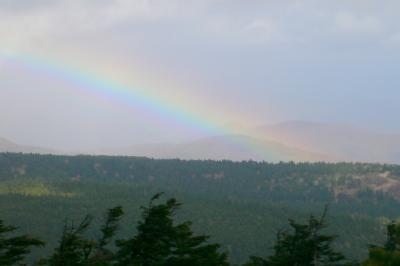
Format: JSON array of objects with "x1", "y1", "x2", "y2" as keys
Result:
[
  {"x1": 363, "y1": 221, "x2": 400, "y2": 266},
  {"x1": 43, "y1": 206, "x2": 124, "y2": 266},
  {"x1": 98, "y1": 206, "x2": 124, "y2": 251},
  {"x1": 363, "y1": 248, "x2": 400, "y2": 266},
  {"x1": 28, "y1": 194, "x2": 227, "y2": 265},
  {"x1": 1, "y1": 153, "x2": 400, "y2": 264},
  {"x1": 246, "y1": 208, "x2": 347, "y2": 266},
  {"x1": 0, "y1": 219, "x2": 44, "y2": 266},
  {"x1": 4, "y1": 191, "x2": 400, "y2": 265},
  {"x1": 115, "y1": 193, "x2": 229, "y2": 266},
  {"x1": 384, "y1": 222, "x2": 400, "y2": 252},
  {"x1": 46, "y1": 215, "x2": 95, "y2": 265}
]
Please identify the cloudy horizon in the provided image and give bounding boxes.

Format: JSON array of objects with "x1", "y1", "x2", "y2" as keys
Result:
[{"x1": 1, "y1": 0, "x2": 399, "y2": 150}]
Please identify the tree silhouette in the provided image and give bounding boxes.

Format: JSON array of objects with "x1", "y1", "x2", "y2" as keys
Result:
[
  {"x1": 246, "y1": 208, "x2": 348, "y2": 266},
  {"x1": 363, "y1": 221, "x2": 400, "y2": 266},
  {"x1": 115, "y1": 193, "x2": 229, "y2": 266},
  {"x1": 0, "y1": 219, "x2": 44, "y2": 266},
  {"x1": 44, "y1": 206, "x2": 123, "y2": 266}
]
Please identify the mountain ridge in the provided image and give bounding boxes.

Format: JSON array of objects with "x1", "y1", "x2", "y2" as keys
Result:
[
  {"x1": 95, "y1": 134, "x2": 333, "y2": 162},
  {"x1": 2, "y1": 121, "x2": 400, "y2": 163},
  {"x1": 254, "y1": 121, "x2": 400, "y2": 164},
  {"x1": 0, "y1": 137, "x2": 58, "y2": 154}
]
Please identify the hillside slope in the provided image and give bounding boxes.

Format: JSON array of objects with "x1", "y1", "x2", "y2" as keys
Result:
[
  {"x1": 1, "y1": 153, "x2": 399, "y2": 264},
  {"x1": 98, "y1": 134, "x2": 332, "y2": 162},
  {"x1": 255, "y1": 121, "x2": 400, "y2": 163},
  {"x1": 0, "y1": 137, "x2": 56, "y2": 154}
]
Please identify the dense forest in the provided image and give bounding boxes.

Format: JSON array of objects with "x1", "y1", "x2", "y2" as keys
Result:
[
  {"x1": 1, "y1": 153, "x2": 400, "y2": 265},
  {"x1": 2, "y1": 193, "x2": 400, "y2": 265}
]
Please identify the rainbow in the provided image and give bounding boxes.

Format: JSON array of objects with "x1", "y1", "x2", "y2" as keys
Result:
[
  {"x1": 0, "y1": 50, "x2": 221, "y2": 134},
  {"x1": 0, "y1": 49, "x2": 322, "y2": 161}
]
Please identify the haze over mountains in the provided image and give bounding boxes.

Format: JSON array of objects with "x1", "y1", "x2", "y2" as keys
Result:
[
  {"x1": 254, "y1": 121, "x2": 400, "y2": 164},
  {"x1": 2, "y1": 1, "x2": 400, "y2": 164},
  {"x1": 96, "y1": 134, "x2": 330, "y2": 162},
  {"x1": 0, "y1": 137, "x2": 56, "y2": 155},
  {"x1": 1, "y1": 121, "x2": 400, "y2": 164}
]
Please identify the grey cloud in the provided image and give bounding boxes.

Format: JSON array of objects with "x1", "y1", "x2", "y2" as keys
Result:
[
  {"x1": 1, "y1": 0, "x2": 400, "y2": 150},
  {"x1": 0, "y1": 0, "x2": 56, "y2": 11}
]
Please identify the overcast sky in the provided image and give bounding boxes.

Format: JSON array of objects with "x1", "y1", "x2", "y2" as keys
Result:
[{"x1": 1, "y1": 0, "x2": 399, "y2": 150}]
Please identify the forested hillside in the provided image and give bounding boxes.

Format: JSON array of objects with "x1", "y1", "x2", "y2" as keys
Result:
[{"x1": 1, "y1": 153, "x2": 400, "y2": 264}]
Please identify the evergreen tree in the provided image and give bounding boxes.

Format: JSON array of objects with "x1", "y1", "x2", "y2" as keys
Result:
[
  {"x1": 115, "y1": 193, "x2": 229, "y2": 266},
  {"x1": 363, "y1": 221, "x2": 400, "y2": 266},
  {"x1": 46, "y1": 215, "x2": 95, "y2": 266},
  {"x1": 384, "y1": 222, "x2": 400, "y2": 252},
  {"x1": 92, "y1": 206, "x2": 124, "y2": 263},
  {"x1": 0, "y1": 219, "x2": 44, "y2": 266},
  {"x1": 246, "y1": 208, "x2": 347, "y2": 266},
  {"x1": 44, "y1": 206, "x2": 124, "y2": 266},
  {"x1": 165, "y1": 221, "x2": 228, "y2": 266}
]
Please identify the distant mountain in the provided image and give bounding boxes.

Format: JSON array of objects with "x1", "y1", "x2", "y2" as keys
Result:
[
  {"x1": 254, "y1": 121, "x2": 400, "y2": 163},
  {"x1": 3, "y1": 121, "x2": 400, "y2": 163},
  {"x1": 98, "y1": 134, "x2": 332, "y2": 162},
  {"x1": 0, "y1": 137, "x2": 57, "y2": 154}
]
